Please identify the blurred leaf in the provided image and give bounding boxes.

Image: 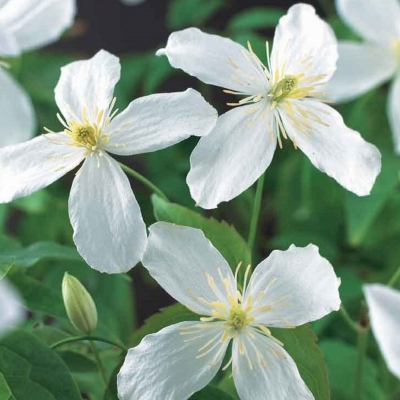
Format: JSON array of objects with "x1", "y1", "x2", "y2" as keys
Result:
[
  {"x1": 129, "y1": 303, "x2": 197, "y2": 347},
  {"x1": 0, "y1": 330, "x2": 81, "y2": 400},
  {"x1": 191, "y1": 385, "x2": 236, "y2": 400},
  {"x1": 345, "y1": 152, "x2": 400, "y2": 246},
  {"x1": 13, "y1": 190, "x2": 54, "y2": 214},
  {"x1": 103, "y1": 356, "x2": 127, "y2": 400},
  {"x1": 232, "y1": 32, "x2": 268, "y2": 58},
  {"x1": 167, "y1": 0, "x2": 226, "y2": 29},
  {"x1": 152, "y1": 194, "x2": 251, "y2": 270},
  {"x1": 228, "y1": 7, "x2": 284, "y2": 32},
  {"x1": 271, "y1": 325, "x2": 330, "y2": 400},
  {"x1": 321, "y1": 340, "x2": 385, "y2": 400},
  {"x1": 33, "y1": 325, "x2": 70, "y2": 346},
  {"x1": 143, "y1": 56, "x2": 177, "y2": 94}
]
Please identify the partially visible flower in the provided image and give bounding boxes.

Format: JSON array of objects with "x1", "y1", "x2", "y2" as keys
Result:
[
  {"x1": 0, "y1": 50, "x2": 217, "y2": 274},
  {"x1": 120, "y1": 0, "x2": 146, "y2": 5},
  {"x1": 364, "y1": 284, "x2": 400, "y2": 379},
  {"x1": 0, "y1": 279, "x2": 24, "y2": 337},
  {"x1": 325, "y1": 0, "x2": 400, "y2": 153},
  {"x1": 0, "y1": 0, "x2": 76, "y2": 147},
  {"x1": 157, "y1": 4, "x2": 381, "y2": 209},
  {"x1": 62, "y1": 272, "x2": 98, "y2": 334},
  {"x1": 118, "y1": 222, "x2": 341, "y2": 400}
]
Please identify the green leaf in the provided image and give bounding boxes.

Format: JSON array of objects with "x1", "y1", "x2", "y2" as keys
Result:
[
  {"x1": 0, "y1": 330, "x2": 81, "y2": 400},
  {"x1": 228, "y1": 7, "x2": 284, "y2": 32},
  {"x1": 321, "y1": 340, "x2": 385, "y2": 400},
  {"x1": 271, "y1": 325, "x2": 330, "y2": 400},
  {"x1": 167, "y1": 0, "x2": 226, "y2": 29},
  {"x1": 345, "y1": 152, "x2": 400, "y2": 246},
  {"x1": 191, "y1": 385, "x2": 236, "y2": 400},
  {"x1": 151, "y1": 195, "x2": 251, "y2": 271},
  {"x1": 129, "y1": 303, "x2": 197, "y2": 347}
]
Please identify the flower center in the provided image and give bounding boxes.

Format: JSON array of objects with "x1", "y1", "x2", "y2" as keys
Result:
[
  {"x1": 228, "y1": 303, "x2": 251, "y2": 331},
  {"x1": 268, "y1": 76, "x2": 298, "y2": 104},
  {"x1": 71, "y1": 124, "x2": 98, "y2": 147}
]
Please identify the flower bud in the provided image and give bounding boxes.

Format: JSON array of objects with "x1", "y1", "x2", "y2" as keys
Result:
[{"x1": 62, "y1": 273, "x2": 98, "y2": 334}]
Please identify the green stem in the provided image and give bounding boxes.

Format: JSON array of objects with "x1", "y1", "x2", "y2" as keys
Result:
[
  {"x1": 50, "y1": 335, "x2": 127, "y2": 351},
  {"x1": 118, "y1": 162, "x2": 169, "y2": 201},
  {"x1": 247, "y1": 173, "x2": 266, "y2": 253},
  {"x1": 354, "y1": 328, "x2": 369, "y2": 400},
  {"x1": 316, "y1": 0, "x2": 335, "y2": 16},
  {"x1": 388, "y1": 267, "x2": 400, "y2": 287},
  {"x1": 340, "y1": 305, "x2": 361, "y2": 333},
  {"x1": 89, "y1": 340, "x2": 108, "y2": 386}
]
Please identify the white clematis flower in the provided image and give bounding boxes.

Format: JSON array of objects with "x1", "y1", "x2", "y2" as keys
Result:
[
  {"x1": 118, "y1": 222, "x2": 341, "y2": 400},
  {"x1": 0, "y1": 50, "x2": 218, "y2": 274},
  {"x1": 0, "y1": 0, "x2": 76, "y2": 147},
  {"x1": 364, "y1": 284, "x2": 400, "y2": 380},
  {"x1": 157, "y1": 3, "x2": 381, "y2": 209},
  {"x1": 326, "y1": 0, "x2": 400, "y2": 154},
  {"x1": 0, "y1": 279, "x2": 24, "y2": 337}
]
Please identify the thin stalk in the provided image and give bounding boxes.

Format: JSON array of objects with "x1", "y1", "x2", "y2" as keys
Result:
[
  {"x1": 354, "y1": 328, "x2": 369, "y2": 400},
  {"x1": 247, "y1": 173, "x2": 266, "y2": 253},
  {"x1": 340, "y1": 305, "x2": 361, "y2": 333},
  {"x1": 388, "y1": 267, "x2": 400, "y2": 287},
  {"x1": 50, "y1": 335, "x2": 127, "y2": 351},
  {"x1": 118, "y1": 162, "x2": 169, "y2": 201},
  {"x1": 89, "y1": 340, "x2": 108, "y2": 386}
]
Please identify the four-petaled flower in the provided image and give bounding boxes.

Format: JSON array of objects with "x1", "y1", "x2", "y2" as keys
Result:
[
  {"x1": 118, "y1": 222, "x2": 341, "y2": 400},
  {"x1": 157, "y1": 4, "x2": 381, "y2": 209},
  {"x1": 0, "y1": 50, "x2": 217, "y2": 273},
  {"x1": 326, "y1": 0, "x2": 400, "y2": 154},
  {"x1": 0, "y1": 0, "x2": 76, "y2": 147},
  {"x1": 364, "y1": 284, "x2": 400, "y2": 380}
]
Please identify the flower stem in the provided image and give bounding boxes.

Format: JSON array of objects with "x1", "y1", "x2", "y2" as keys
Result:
[
  {"x1": 247, "y1": 173, "x2": 266, "y2": 253},
  {"x1": 340, "y1": 305, "x2": 361, "y2": 333},
  {"x1": 50, "y1": 335, "x2": 127, "y2": 351},
  {"x1": 89, "y1": 340, "x2": 108, "y2": 386},
  {"x1": 118, "y1": 162, "x2": 169, "y2": 201},
  {"x1": 354, "y1": 328, "x2": 369, "y2": 400},
  {"x1": 388, "y1": 267, "x2": 400, "y2": 287}
]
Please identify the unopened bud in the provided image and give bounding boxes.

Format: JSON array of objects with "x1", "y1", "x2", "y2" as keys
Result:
[{"x1": 62, "y1": 273, "x2": 98, "y2": 334}]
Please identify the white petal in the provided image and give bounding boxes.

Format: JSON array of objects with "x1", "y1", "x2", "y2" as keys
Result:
[
  {"x1": 364, "y1": 284, "x2": 400, "y2": 380},
  {"x1": 388, "y1": 74, "x2": 400, "y2": 154},
  {"x1": 280, "y1": 100, "x2": 381, "y2": 196},
  {"x1": 0, "y1": 280, "x2": 24, "y2": 337},
  {"x1": 120, "y1": 0, "x2": 146, "y2": 4},
  {"x1": 0, "y1": 29, "x2": 19, "y2": 56},
  {"x1": 336, "y1": 0, "x2": 400, "y2": 47},
  {"x1": 118, "y1": 321, "x2": 228, "y2": 400},
  {"x1": 68, "y1": 153, "x2": 147, "y2": 274},
  {"x1": 157, "y1": 27, "x2": 267, "y2": 94},
  {"x1": 244, "y1": 244, "x2": 341, "y2": 327},
  {"x1": 0, "y1": 0, "x2": 76, "y2": 53},
  {"x1": 0, "y1": 133, "x2": 84, "y2": 203},
  {"x1": 187, "y1": 105, "x2": 276, "y2": 209},
  {"x1": 0, "y1": 69, "x2": 35, "y2": 146},
  {"x1": 325, "y1": 42, "x2": 397, "y2": 102},
  {"x1": 142, "y1": 222, "x2": 236, "y2": 316},
  {"x1": 104, "y1": 89, "x2": 217, "y2": 156},
  {"x1": 232, "y1": 330, "x2": 313, "y2": 400},
  {"x1": 271, "y1": 4, "x2": 337, "y2": 83},
  {"x1": 55, "y1": 50, "x2": 120, "y2": 124}
]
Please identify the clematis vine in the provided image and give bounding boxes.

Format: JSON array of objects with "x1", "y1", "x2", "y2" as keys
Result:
[
  {"x1": 0, "y1": 279, "x2": 24, "y2": 337},
  {"x1": 0, "y1": 50, "x2": 217, "y2": 273},
  {"x1": 118, "y1": 222, "x2": 341, "y2": 400},
  {"x1": 326, "y1": 0, "x2": 400, "y2": 154},
  {"x1": 158, "y1": 4, "x2": 381, "y2": 209},
  {"x1": 0, "y1": 0, "x2": 76, "y2": 147},
  {"x1": 364, "y1": 284, "x2": 400, "y2": 380}
]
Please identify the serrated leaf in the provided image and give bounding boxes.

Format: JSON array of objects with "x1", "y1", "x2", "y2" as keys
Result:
[
  {"x1": 271, "y1": 325, "x2": 330, "y2": 400},
  {"x1": 228, "y1": 7, "x2": 284, "y2": 32},
  {"x1": 0, "y1": 330, "x2": 81, "y2": 400},
  {"x1": 151, "y1": 195, "x2": 251, "y2": 271},
  {"x1": 167, "y1": 0, "x2": 226, "y2": 30}
]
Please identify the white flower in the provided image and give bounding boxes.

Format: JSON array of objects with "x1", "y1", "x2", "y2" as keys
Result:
[
  {"x1": 0, "y1": 0, "x2": 76, "y2": 147},
  {"x1": 0, "y1": 50, "x2": 218, "y2": 274},
  {"x1": 0, "y1": 279, "x2": 24, "y2": 337},
  {"x1": 325, "y1": 0, "x2": 400, "y2": 154},
  {"x1": 364, "y1": 284, "x2": 400, "y2": 380},
  {"x1": 157, "y1": 4, "x2": 381, "y2": 209},
  {"x1": 118, "y1": 222, "x2": 341, "y2": 400}
]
